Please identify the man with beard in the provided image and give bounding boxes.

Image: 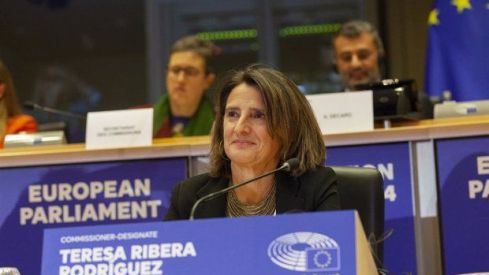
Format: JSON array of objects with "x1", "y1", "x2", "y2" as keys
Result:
[
  {"x1": 332, "y1": 20, "x2": 384, "y2": 91},
  {"x1": 332, "y1": 21, "x2": 433, "y2": 118}
]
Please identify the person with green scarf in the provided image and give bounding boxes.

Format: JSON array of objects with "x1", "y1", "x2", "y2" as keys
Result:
[{"x1": 154, "y1": 35, "x2": 218, "y2": 137}]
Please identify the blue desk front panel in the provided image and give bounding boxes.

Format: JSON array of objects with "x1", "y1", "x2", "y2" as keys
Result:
[
  {"x1": 0, "y1": 158, "x2": 186, "y2": 275},
  {"x1": 327, "y1": 142, "x2": 417, "y2": 274},
  {"x1": 42, "y1": 211, "x2": 358, "y2": 275},
  {"x1": 436, "y1": 136, "x2": 489, "y2": 274}
]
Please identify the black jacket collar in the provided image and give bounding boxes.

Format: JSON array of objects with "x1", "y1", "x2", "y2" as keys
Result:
[{"x1": 194, "y1": 171, "x2": 305, "y2": 218}]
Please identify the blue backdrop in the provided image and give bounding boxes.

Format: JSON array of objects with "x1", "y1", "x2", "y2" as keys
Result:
[
  {"x1": 0, "y1": 158, "x2": 186, "y2": 275},
  {"x1": 327, "y1": 142, "x2": 417, "y2": 274},
  {"x1": 436, "y1": 136, "x2": 489, "y2": 274}
]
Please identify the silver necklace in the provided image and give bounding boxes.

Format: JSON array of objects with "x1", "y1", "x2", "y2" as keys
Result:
[{"x1": 226, "y1": 181, "x2": 276, "y2": 217}]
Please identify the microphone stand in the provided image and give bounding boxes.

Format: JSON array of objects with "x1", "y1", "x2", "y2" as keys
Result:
[
  {"x1": 24, "y1": 101, "x2": 86, "y2": 120},
  {"x1": 189, "y1": 160, "x2": 297, "y2": 220}
]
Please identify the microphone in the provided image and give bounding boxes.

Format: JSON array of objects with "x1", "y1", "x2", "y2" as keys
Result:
[
  {"x1": 23, "y1": 101, "x2": 86, "y2": 120},
  {"x1": 189, "y1": 158, "x2": 299, "y2": 220}
]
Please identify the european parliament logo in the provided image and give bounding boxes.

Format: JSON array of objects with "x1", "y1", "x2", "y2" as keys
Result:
[{"x1": 267, "y1": 232, "x2": 341, "y2": 272}]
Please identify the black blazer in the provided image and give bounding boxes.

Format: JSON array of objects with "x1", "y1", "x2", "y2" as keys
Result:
[{"x1": 164, "y1": 166, "x2": 339, "y2": 220}]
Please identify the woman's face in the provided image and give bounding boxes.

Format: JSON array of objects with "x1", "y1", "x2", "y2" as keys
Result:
[{"x1": 223, "y1": 83, "x2": 281, "y2": 170}]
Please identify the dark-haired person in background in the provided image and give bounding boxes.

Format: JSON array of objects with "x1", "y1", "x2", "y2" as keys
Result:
[
  {"x1": 332, "y1": 20, "x2": 384, "y2": 91},
  {"x1": 0, "y1": 59, "x2": 37, "y2": 148},
  {"x1": 165, "y1": 65, "x2": 339, "y2": 220},
  {"x1": 332, "y1": 20, "x2": 433, "y2": 118},
  {"x1": 154, "y1": 35, "x2": 217, "y2": 137}
]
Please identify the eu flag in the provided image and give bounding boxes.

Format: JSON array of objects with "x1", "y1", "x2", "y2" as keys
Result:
[{"x1": 425, "y1": 0, "x2": 489, "y2": 101}]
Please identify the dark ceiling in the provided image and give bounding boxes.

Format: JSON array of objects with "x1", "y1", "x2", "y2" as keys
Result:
[{"x1": 0, "y1": 0, "x2": 145, "y2": 59}]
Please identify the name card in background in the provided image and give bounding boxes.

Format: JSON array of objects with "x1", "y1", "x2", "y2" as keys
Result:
[
  {"x1": 86, "y1": 108, "x2": 153, "y2": 149},
  {"x1": 306, "y1": 91, "x2": 374, "y2": 134}
]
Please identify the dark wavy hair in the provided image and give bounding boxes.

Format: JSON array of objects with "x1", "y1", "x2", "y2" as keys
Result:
[
  {"x1": 333, "y1": 20, "x2": 385, "y2": 58},
  {"x1": 209, "y1": 65, "x2": 325, "y2": 178},
  {"x1": 171, "y1": 35, "x2": 218, "y2": 74},
  {"x1": 0, "y1": 59, "x2": 22, "y2": 116}
]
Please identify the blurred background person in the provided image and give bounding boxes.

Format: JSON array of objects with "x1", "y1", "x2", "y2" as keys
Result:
[
  {"x1": 332, "y1": 20, "x2": 432, "y2": 118},
  {"x1": 0, "y1": 59, "x2": 37, "y2": 148},
  {"x1": 154, "y1": 35, "x2": 218, "y2": 138},
  {"x1": 31, "y1": 65, "x2": 101, "y2": 143},
  {"x1": 332, "y1": 20, "x2": 384, "y2": 91},
  {"x1": 165, "y1": 65, "x2": 339, "y2": 220}
]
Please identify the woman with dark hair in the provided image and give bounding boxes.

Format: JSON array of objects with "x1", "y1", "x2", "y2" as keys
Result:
[
  {"x1": 0, "y1": 59, "x2": 37, "y2": 148},
  {"x1": 165, "y1": 65, "x2": 339, "y2": 220}
]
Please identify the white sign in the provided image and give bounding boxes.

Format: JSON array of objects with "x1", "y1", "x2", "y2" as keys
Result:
[
  {"x1": 306, "y1": 91, "x2": 374, "y2": 134},
  {"x1": 85, "y1": 108, "x2": 153, "y2": 149}
]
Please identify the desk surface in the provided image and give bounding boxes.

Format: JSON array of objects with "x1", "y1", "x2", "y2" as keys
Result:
[{"x1": 1, "y1": 115, "x2": 488, "y2": 168}]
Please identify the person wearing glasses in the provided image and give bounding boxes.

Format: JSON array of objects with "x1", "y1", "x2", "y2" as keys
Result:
[
  {"x1": 0, "y1": 59, "x2": 37, "y2": 148},
  {"x1": 153, "y1": 35, "x2": 218, "y2": 137}
]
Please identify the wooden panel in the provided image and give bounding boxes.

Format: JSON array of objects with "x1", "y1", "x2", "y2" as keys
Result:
[{"x1": 1, "y1": 115, "x2": 488, "y2": 168}]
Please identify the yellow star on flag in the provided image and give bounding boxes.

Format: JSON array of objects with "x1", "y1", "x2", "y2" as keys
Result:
[
  {"x1": 452, "y1": 0, "x2": 472, "y2": 13},
  {"x1": 428, "y1": 9, "x2": 440, "y2": 25}
]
